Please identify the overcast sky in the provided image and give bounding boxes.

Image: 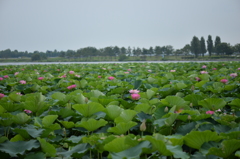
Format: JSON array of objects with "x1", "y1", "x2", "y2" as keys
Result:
[{"x1": 0, "y1": 0, "x2": 239, "y2": 52}]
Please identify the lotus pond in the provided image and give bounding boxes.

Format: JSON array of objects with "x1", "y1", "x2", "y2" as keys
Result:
[{"x1": 0, "y1": 62, "x2": 240, "y2": 159}]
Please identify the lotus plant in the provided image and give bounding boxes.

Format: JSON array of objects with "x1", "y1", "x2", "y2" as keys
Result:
[{"x1": 19, "y1": 80, "x2": 26, "y2": 84}]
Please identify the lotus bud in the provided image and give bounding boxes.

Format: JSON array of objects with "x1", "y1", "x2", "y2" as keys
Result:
[
  {"x1": 190, "y1": 103, "x2": 193, "y2": 107},
  {"x1": 191, "y1": 85, "x2": 195, "y2": 91},
  {"x1": 140, "y1": 119, "x2": 146, "y2": 132},
  {"x1": 85, "y1": 97, "x2": 88, "y2": 103},
  {"x1": 164, "y1": 107, "x2": 168, "y2": 112},
  {"x1": 188, "y1": 115, "x2": 191, "y2": 120}
]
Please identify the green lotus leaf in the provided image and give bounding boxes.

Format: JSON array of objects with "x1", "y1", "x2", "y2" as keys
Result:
[
  {"x1": 58, "y1": 108, "x2": 75, "y2": 119},
  {"x1": 176, "y1": 122, "x2": 197, "y2": 135},
  {"x1": 108, "y1": 121, "x2": 138, "y2": 135},
  {"x1": 25, "y1": 152, "x2": 46, "y2": 159},
  {"x1": 0, "y1": 113, "x2": 14, "y2": 126},
  {"x1": 23, "y1": 125, "x2": 44, "y2": 138},
  {"x1": 146, "y1": 89, "x2": 155, "y2": 99},
  {"x1": 73, "y1": 102, "x2": 105, "y2": 117},
  {"x1": 42, "y1": 115, "x2": 58, "y2": 127},
  {"x1": 229, "y1": 98, "x2": 240, "y2": 108},
  {"x1": 24, "y1": 93, "x2": 49, "y2": 116},
  {"x1": 161, "y1": 96, "x2": 189, "y2": 109},
  {"x1": 198, "y1": 98, "x2": 226, "y2": 110},
  {"x1": 0, "y1": 99, "x2": 22, "y2": 112},
  {"x1": 114, "y1": 109, "x2": 137, "y2": 123},
  {"x1": 110, "y1": 141, "x2": 151, "y2": 159},
  {"x1": 165, "y1": 135, "x2": 184, "y2": 146},
  {"x1": 207, "y1": 139, "x2": 240, "y2": 158},
  {"x1": 154, "y1": 107, "x2": 168, "y2": 119},
  {"x1": 236, "y1": 151, "x2": 240, "y2": 157},
  {"x1": 104, "y1": 136, "x2": 132, "y2": 152},
  {"x1": 106, "y1": 105, "x2": 123, "y2": 120},
  {"x1": 133, "y1": 80, "x2": 142, "y2": 89},
  {"x1": 145, "y1": 136, "x2": 172, "y2": 156},
  {"x1": 9, "y1": 92, "x2": 22, "y2": 102},
  {"x1": 75, "y1": 118, "x2": 107, "y2": 132},
  {"x1": 0, "y1": 140, "x2": 39, "y2": 157},
  {"x1": 51, "y1": 92, "x2": 66, "y2": 101},
  {"x1": 199, "y1": 74, "x2": 210, "y2": 81},
  {"x1": 165, "y1": 113, "x2": 178, "y2": 126},
  {"x1": 184, "y1": 94, "x2": 204, "y2": 107},
  {"x1": 13, "y1": 113, "x2": 30, "y2": 125},
  {"x1": 66, "y1": 135, "x2": 84, "y2": 143},
  {"x1": 38, "y1": 137, "x2": 56, "y2": 157},
  {"x1": 220, "y1": 131, "x2": 240, "y2": 139},
  {"x1": 73, "y1": 93, "x2": 86, "y2": 104},
  {"x1": 134, "y1": 103, "x2": 151, "y2": 114},
  {"x1": 60, "y1": 121, "x2": 75, "y2": 129},
  {"x1": 88, "y1": 90, "x2": 105, "y2": 98},
  {"x1": 79, "y1": 79, "x2": 88, "y2": 88},
  {"x1": 10, "y1": 134, "x2": 24, "y2": 142},
  {"x1": 57, "y1": 143, "x2": 90, "y2": 158},
  {"x1": 174, "y1": 82, "x2": 187, "y2": 90},
  {"x1": 184, "y1": 130, "x2": 221, "y2": 149}
]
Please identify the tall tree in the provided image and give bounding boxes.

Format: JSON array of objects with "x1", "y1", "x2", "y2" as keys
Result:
[
  {"x1": 200, "y1": 37, "x2": 207, "y2": 57},
  {"x1": 148, "y1": 47, "x2": 154, "y2": 56},
  {"x1": 126, "y1": 46, "x2": 132, "y2": 56},
  {"x1": 182, "y1": 44, "x2": 191, "y2": 55},
  {"x1": 207, "y1": 35, "x2": 213, "y2": 57},
  {"x1": 154, "y1": 46, "x2": 162, "y2": 56},
  {"x1": 120, "y1": 47, "x2": 126, "y2": 55},
  {"x1": 214, "y1": 36, "x2": 221, "y2": 55},
  {"x1": 217, "y1": 43, "x2": 233, "y2": 55},
  {"x1": 191, "y1": 36, "x2": 200, "y2": 58}
]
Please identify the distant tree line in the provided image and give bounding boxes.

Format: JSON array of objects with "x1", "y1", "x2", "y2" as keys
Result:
[
  {"x1": 0, "y1": 35, "x2": 239, "y2": 60},
  {"x1": 190, "y1": 35, "x2": 240, "y2": 58}
]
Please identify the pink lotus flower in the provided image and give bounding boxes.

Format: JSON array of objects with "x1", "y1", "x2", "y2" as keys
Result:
[
  {"x1": 206, "y1": 111, "x2": 214, "y2": 115},
  {"x1": 148, "y1": 70, "x2": 152, "y2": 72},
  {"x1": 230, "y1": 73, "x2": 237, "y2": 78},
  {"x1": 57, "y1": 69, "x2": 60, "y2": 71},
  {"x1": 212, "y1": 68, "x2": 217, "y2": 70},
  {"x1": 238, "y1": 68, "x2": 240, "y2": 70},
  {"x1": 202, "y1": 65, "x2": 207, "y2": 68},
  {"x1": 14, "y1": 72, "x2": 19, "y2": 76},
  {"x1": 127, "y1": 69, "x2": 131, "y2": 71},
  {"x1": 108, "y1": 76, "x2": 115, "y2": 80},
  {"x1": 60, "y1": 75, "x2": 67, "y2": 78},
  {"x1": 75, "y1": 75, "x2": 80, "y2": 78},
  {"x1": 16, "y1": 92, "x2": 22, "y2": 96},
  {"x1": 131, "y1": 93, "x2": 140, "y2": 100},
  {"x1": 69, "y1": 71, "x2": 75, "y2": 74},
  {"x1": 98, "y1": 76, "x2": 102, "y2": 78},
  {"x1": 220, "y1": 79, "x2": 228, "y2": 84},
  {"x1": 195, "y1": 77, "x2": 201, "y2": 81},
  {"x1": 67, "y1": 84, "x2": 77, "y2": 90},
  {"x1": 0, "y1": 77, "x2": 3, "y2": 81},
  {"x1": 124, "y1": 72, "x2": 129, "y2": 74},
  {"x1": 3, "y1": 75, "x2": 9, "y2": 78},
  {"x1": 24, "y1": 109, "x2": 32, "y2": 114},
  {"x1": 129, "y1": 89, "x2": 140, "y2": 94},
  {"x1": 200, "y1": 71, "x2": 208, "y2": 74},
  {"x1": 38, "y1": 77, "x2": 44, "y2": 80},
  {"x1": 170, "y1": 70, "x2": 176, "y2": 72},
  {"x1": 0, "y1": 93, "x2": 5, "y2": 99},
  {"x1": 19, "y1": 80, "x2": 26, "y2": 84}
]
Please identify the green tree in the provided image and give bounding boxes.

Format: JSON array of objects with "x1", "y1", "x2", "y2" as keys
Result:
[
  {"x1": 126, "y1": 46, "x2": 132, "y2": 56},
  {"x1": 154, "y1": 46, "x2": 162, "y2": 56},
  {"x1": 120, "y1": 47, "x2": 126, "y2": 55},
  {"x1": 233, "y1": 43, "x2": 240, "y2": 54},
  {"x1": 191, "y1": 36, "x2": 200, "y2": 58},
  {"x1": 214, "y1": 36, "x2": 221, "y2": 55},
  {"x1": 113, "y1": 46, "x2": 120, "y2": 56},
  {"x1": 200, "y1": 37, "x2": 207, "y2": 57},
  {"x1": 31, "y1": 53, "x2": 41, "y2": 61},
  {"x1": 207, "y1": 35, "x2": 213, "y2": 57},
  {"x1": 148, "y1": 47, "x2": 154, "y2": 56},
  {"x1": 181, "y1": 44, "x2": 191, "y2": 55},
  {"x1": 217, "y1": 43, "x2": 233, "y2": 55}
]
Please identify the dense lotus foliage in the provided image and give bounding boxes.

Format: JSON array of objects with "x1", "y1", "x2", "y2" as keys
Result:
[{"x1": 0, "y1": 62, "x2": 240, "y2": 159}]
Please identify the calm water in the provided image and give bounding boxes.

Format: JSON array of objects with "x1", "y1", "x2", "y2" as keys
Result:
[{"x1": 0, "y1": 61, "x2": 221, "y2": 66}]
